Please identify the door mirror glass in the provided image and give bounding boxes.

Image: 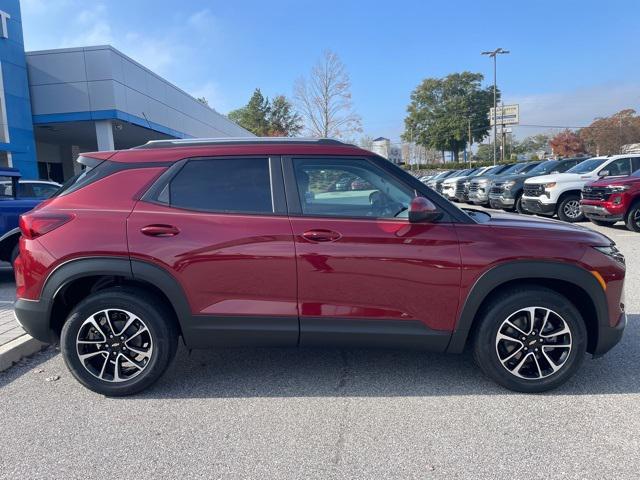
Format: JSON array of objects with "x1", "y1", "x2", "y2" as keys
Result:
[
  {"x1": 598, "y1": 169, "x2": 610, "y2": 177},
  {"x1": 408, "y1": 197, "x2": 442, "y2": 223}
]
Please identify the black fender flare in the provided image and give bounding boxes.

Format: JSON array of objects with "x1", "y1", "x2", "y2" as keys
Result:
[
  {"x1": 446, "y1": 261, "x2": 608, "y2": 353},
  {"x1": 41, "y1": 256, "x2": 192, "y2": 336}
]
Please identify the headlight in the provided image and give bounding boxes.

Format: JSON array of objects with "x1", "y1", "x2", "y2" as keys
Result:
[
  {"x1": 594, "y1": 245, "x2": 625, "y2": 265},
  {"x1": 503, "y1": 180, "x2": 516, "y2": 190},
  {"x1": 544, "y1": 182, "x2": 556, "y2": 189},
  {"x1": 609, "y1": 185, "x2": 630, "y2": 192}
]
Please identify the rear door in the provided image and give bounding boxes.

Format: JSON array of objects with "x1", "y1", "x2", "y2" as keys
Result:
[
  {"x1": 284, "y1": 156, "x2": 462, "y2": 351},
  {"x1": 127, "y1": 156, "x2": 298, "y2": 348}
]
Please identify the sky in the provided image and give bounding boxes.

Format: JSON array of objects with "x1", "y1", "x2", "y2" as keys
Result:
[{"x1": 20, "y1": 0, "x2": 640, "y2": 143}]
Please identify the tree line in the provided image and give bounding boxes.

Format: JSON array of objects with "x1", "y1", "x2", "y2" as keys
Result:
[{"x1": 207, "y1": 52, "x2": 640, "y2": 160}]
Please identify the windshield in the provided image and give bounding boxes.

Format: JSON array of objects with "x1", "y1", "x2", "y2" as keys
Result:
[
  {"x1": 567, "y1": 158, "x2": 604, "y2": 173},
  {"x1": 527, "y1": 160, "x2": 558, "y2": 175}
]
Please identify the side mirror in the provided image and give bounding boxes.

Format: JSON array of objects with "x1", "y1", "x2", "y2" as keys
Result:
[
  {"x1": 408, "y1": 197, "x2": 442, "y2": 223},
  {"x1": 598, "y1": 169, "x2": 610, "y2": 177}
]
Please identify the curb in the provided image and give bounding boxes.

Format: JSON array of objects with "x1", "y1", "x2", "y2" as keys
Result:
[{"x1": 0, "y1": 335, "x2": 48, "y2": 372}]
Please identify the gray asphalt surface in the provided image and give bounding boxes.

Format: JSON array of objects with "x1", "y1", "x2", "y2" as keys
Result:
[{"x1": 1, "y1": 219, "x2": 638, "y2": 479}]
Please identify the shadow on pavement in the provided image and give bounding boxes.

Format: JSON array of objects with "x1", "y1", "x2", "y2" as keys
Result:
[{"x1": 2, "y1": 316, "x2": 636, "y2": 398}]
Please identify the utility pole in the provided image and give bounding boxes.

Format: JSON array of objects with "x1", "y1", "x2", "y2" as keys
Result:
[
  {"x1": 482, "y1": 48, "x2": 509, "y2": 165},
  {"x1": 468, "y1": 118, "x2": 472, "y2": 166}
]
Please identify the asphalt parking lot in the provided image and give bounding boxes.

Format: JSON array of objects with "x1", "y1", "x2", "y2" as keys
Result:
[{"x1": 0, "y1": 215, "x2": 638, "y2": 479}]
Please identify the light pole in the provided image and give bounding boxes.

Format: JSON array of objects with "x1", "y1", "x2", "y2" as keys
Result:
[{"x1": 482, "y1": 48, "x2": 509, "y2": 165}]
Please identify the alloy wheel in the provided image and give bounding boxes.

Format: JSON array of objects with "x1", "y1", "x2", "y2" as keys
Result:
[
  {"x1": 563, "y1": 200, "x2": 581, "y2": 219},
  {"x1": 634, "y1": 209, "x2": 640, "y2": 228},
  {"x1": 495, "y1": 306, "x2": 572, "y2": 380},
  {"x1": 76, "y1": 309, "x2": 153, "y2": 382}
]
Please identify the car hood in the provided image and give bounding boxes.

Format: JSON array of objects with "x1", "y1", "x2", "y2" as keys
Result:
[
  {"x1": 443, "y1": 175, "x2": 469, "y2": 184},
  {"x1": 493, "y1": 173, "x2": 526, "y2": 183},
  {"x1": 477, "y1": 209, "x2": 612, "y2": 244},
  {"x1": 525, "y1": 173, "x2": 592, "y2": 184},
  {"x1": 587, "y1": 175, "x2": 638, "y2": 187}
]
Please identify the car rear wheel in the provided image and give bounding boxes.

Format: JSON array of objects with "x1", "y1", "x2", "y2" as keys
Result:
[
  {"x1": 557, "y1": 194, "x2": 584, "y2": 222},
  {"x1": 60, "y1": 287, "x2": 178, "y2": 396},
  {"x1": 472, "y1": 286, "x2": 586, "y2": 392},
  {"x1": 625, "y1": 202, "x2": 640, "y2": 232}
]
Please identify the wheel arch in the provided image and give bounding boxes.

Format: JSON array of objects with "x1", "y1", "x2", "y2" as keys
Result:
[
  {"x1": 44, "y1": 257, "x2": 191, "y2": 341},
  {"x1": 0, "y1": 227, "x2": 20, "y2": 262},
  {"x1": 447, "y1": 261, "x2": 608, "y2": 355}
]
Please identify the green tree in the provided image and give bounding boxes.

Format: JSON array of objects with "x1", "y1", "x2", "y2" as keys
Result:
[
  {"x1": 512, "y1": 134, "x2": 551, "y2": 156},
  {"x1": 403, "y1": 72, "x2": 497, "y2": 161},
  {"x1": 475, "y1": 144, "x2": 494, "y2": 163},
  {"x1": 228, "y1": 88, "x2": 271, "y2": 136},
  {"x1": 268, "y1": 95, "x2": 303, "y2": 137}
]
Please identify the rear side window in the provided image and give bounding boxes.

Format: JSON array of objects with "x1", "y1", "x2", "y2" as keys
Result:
[{"x1": 167, "y1": 158, "x2": 273, "y2": 214}]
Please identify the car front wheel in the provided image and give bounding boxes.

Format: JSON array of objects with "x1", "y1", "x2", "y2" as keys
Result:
[
  {"x1": 472, "y1": 286, "x2": 586, "y2": 392},
  {"x1": 60, "y1": 287, "x2": 178, "y2": 396},
  {"x1": 625, "y1": 202, "x2": 640, "y2": 232},
  {"x1": 557, "y1": 194, "x2": 584, "y2": 222}
]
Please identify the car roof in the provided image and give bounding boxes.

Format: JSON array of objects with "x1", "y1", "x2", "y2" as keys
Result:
[{"x1": 85, "y1": 138, "x2": 373, "y2": 163}]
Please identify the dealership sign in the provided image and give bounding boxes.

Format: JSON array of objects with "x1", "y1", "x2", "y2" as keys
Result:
[
  {"x1": 489, "y1": 104, "x2": 519, "y2": 126},
  {"x1": 0, "y1": 10, "x2": 10, "y2": 39}
]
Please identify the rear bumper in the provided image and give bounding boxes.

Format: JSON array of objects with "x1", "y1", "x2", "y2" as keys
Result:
[
  {"x1": 14, "y1": 298, "x2": 54, "y2": 344},
  {"x1": 581, "y1": 204, "x2": 624, "y2": 222},
  {"x1": 521, "y1": 198, "x2": 556, "y2": 215}
]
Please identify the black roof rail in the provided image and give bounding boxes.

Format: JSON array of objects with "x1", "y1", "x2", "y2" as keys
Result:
[{"x1": 133, "y1": 137, "x2": 355, "y2": 149}]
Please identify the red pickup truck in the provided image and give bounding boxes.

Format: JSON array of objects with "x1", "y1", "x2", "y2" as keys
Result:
[{"x1": 581, "y1": 169, "x2": 640, "y2": 232}]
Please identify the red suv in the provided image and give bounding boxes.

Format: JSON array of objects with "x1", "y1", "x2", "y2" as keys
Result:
[
  {"x1": 14, "y1": 138, "x2": 626, "y2": 396},
  {"x1": 581, "y1": 167, "x2": 640, "y2": 232}
]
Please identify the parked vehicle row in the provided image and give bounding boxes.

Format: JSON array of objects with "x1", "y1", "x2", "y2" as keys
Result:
[{"x1": 421, "y1": 154, "x2": 640, "y2": 232}]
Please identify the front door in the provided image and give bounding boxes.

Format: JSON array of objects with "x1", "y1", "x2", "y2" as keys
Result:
[
  {"x1": 285, "y1": 157, "x2": 462, "y2": 351},
  {"x1": 127, "y1": 156, "x2": 298, "y2": 348}
]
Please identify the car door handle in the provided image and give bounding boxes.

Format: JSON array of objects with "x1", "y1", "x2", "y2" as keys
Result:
[
  {"x1": 141, "y1": 224, "x2": 180, "y2": 237},
  {"x1": 302, "y1": 229, "x2": 341, "y2": 242}
]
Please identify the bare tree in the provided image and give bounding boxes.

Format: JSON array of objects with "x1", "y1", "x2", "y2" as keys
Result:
[{"x1": 294, "y1": 50, "x2": 362, "y2": 138}]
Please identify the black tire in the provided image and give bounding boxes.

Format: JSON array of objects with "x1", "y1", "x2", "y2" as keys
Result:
[
  {"x1": 557, "y1": 193, "x2": 584, "y2": 222},
  {"x1": 589, "y1": 218, "x2": 617, "y2": 227},
  {"x1": 60, "y1": 287, "x2": 178, "y2": 396},
  {"x1": 625, "y1": 202, "x2": 640, "y2": 232},
  {"x1": 514, "y1": 193, "x2": 528, "y2": 214},
  {"x1": 9, "y1": 243, "x2": 19, "y2": 267},
  {"x1": 472, "y1": 286, "x2": 587, "y2": 393}
]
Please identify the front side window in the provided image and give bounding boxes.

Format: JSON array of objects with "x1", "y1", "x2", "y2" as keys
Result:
[
  {"x1": 602, "y1": 158, "x2": 631, "y2": 177},
  {"x1": 168, "y1": 158, "x2": 273, "y2": 213},
  {"x1": 567, "y1": 158, "x2": 604, "y2": 173},
  {"x1": 293, "y1": 159, "x2": 414, "y2": 219},
  {"x1": 28, "y1": 183, "x2": 59, "y2": 198},
  {"x1": 632, "y1": 157, "x2": 640, "y2": 174}
]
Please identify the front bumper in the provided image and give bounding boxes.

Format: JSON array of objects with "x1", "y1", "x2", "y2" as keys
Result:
[
  {"x1": 489, "y1": 195, "x2": 515, "y2": 209},
  {"x1": 468, "y1": 191, "x2": 489, "y2": 204},
  {"x1": 593, "y1": 312, "x2": 626, "y2": 357},
  {"x1": 521, "y1": 198, "x2": 556, "y2": 215},
  {"x1": 581, "y1": 204, "x2": 624, "y2": 222},
  {"x1": 14, "y1": 298, "x2": 54, "y2": 343}
]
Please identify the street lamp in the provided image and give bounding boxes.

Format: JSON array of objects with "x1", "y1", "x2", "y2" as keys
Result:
[{"x1": 482, "y1": 48, "x2": 509, "y2": 165}]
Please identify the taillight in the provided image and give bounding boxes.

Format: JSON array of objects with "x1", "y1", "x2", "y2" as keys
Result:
[{"x1": 19, "y1": 212, "x2": 74, "y2": 239}]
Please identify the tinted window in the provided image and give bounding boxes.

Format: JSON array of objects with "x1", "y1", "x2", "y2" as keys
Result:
[
  {"x1": 169, "y1": 158, "x2": 273, "y2": 213},
  {"x1": 556, "y1": 159, "x2": 579, "y2": 172},
  {"x1": 28, "y1": 183, "x2": 59, "y2": 198},
  {"x1": 17, "y1": 183, "x2": 34, "y2": 197},
  {"x1": 602, "y1": 158, "x2": 631, "y2": 177},
  {"x1": 527, "y1": 161, "x2": 558, "y2": 175},
  {"x1": 567, "y1": 158, "x2": 605, "y2": 173},
  {"x1": 293, "y1": 159, "x2": 413, "y2": 219},
  {"x1": 631, "y1": 157, "x2": 640, "y2": 174}
]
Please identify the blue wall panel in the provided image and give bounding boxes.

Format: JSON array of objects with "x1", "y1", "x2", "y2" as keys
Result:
[{"x1": 0, "y1": 0, "x2": 37, "y2": 179}]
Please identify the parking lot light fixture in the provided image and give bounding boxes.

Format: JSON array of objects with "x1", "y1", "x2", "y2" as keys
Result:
[{"x1": 481, "y1": 48, "x2": 510, "y2": 166}]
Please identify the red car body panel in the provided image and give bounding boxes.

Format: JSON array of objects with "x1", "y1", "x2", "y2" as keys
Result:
[
  {"x1": 127, "y1": 201, "x2": 298, "y2": 318},
  {"x1": 289, "y1": 217, "x2": 461, "y2": 331}
]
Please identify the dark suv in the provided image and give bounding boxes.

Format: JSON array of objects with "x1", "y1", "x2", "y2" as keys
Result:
[
  {"x1": 14, "y1": 138, "x2": 626, "y2": 396},
  {"x1": 489, "y1": 158, "x2": 584, "y2": 214}
]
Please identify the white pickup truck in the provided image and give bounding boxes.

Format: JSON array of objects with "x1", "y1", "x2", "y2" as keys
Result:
[{"x1": 521, "y1": 155, "x2": 639, "y2": 221}]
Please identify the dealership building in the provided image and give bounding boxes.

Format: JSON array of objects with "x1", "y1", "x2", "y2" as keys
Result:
[{"x1": 0, "y1": 0, "x2": 251, "y2": 182}]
